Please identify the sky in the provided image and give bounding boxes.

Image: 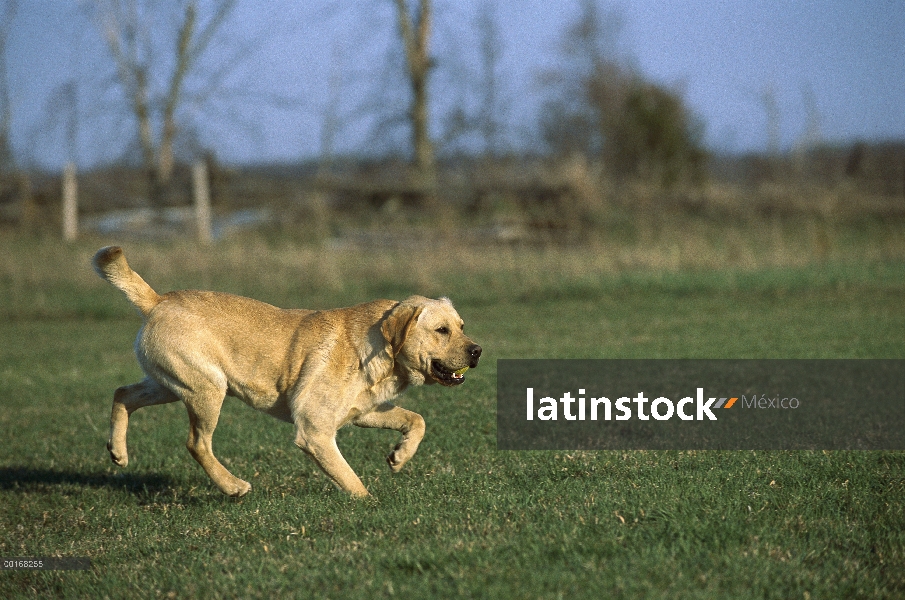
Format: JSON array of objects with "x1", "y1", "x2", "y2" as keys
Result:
[{"x1": 4, "y1": 0, "x2": 904, "y2": 170}]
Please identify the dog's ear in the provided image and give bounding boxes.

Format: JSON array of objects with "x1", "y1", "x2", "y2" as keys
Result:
[{"x1": 381, "y1": 303, "x2": 423, "y2": 356}]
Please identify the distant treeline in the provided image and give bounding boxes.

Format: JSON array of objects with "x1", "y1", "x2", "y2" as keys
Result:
[{"x1": 1, "y1": 141, "x2": 903, "y2": 237}]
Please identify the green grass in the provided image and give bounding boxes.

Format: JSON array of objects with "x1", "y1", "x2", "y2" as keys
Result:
[{"x1": 1, "y1": 233, "x2": 903, "y2": 598}]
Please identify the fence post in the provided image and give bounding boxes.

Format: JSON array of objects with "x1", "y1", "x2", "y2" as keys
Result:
[
  {"x1": 193, "y1": 160, "x2": 212, "y2": 243},
  {"x1": 62, "y1": 162, "x2": 78, "y2": 241}
]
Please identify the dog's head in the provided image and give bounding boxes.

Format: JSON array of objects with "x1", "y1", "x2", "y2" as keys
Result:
[{"x1": 381, "y1": 295, "x2": 481, "y2": 386}]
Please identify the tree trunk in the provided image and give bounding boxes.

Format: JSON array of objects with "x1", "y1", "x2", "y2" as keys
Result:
[{"x1": 395, "y1": 0, "x2": 436, "y2": 205}]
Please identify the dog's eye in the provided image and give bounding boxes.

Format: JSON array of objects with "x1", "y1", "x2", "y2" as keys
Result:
[{"x1": 436, "y1": 326, "x2": 449, "y2": 335}]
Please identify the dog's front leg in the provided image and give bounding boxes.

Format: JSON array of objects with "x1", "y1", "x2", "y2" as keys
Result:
[
  {"x1": 294, "y1": 423, "x2": 369, "y2": 497},
  {"x1": 353, "y1": 403, "x2": 426, "y2": 473}
]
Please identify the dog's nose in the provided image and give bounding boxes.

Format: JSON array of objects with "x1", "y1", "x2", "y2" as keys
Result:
[{"x1": 468, "y1": 344, "x2": 482, "y2": 367}]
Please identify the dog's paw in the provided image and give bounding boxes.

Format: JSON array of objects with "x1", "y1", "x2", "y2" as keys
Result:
[
  {"x1": 352, "y1": 489, "x2": 370, "y2": 498},
  {"x1": 387, "y1": 450, "x2": 406, "y2": 473},
  {"x1": 107, "y1": 441, "x2": 128, "y2": 467},
  {"x1": 225, "y1": 479, "x2": 252, "y2": 497}
]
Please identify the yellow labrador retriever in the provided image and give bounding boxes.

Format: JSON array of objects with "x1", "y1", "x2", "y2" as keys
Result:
[{"x1": 93, "y1": 246, "x2": 481, "y2": 497}]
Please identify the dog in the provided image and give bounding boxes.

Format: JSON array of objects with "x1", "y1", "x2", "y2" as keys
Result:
[{"x1": 92, "y1": 246, "x2": 481, "y2": 497}]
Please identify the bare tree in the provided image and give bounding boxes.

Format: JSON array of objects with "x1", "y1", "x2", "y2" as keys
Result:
[
  {"x1": 793, "y1": 80, "x2": 822, "y2": 174},
  {"x1": 92, "y1": 0, "x2": 236, "y2": 207},
  {"x1": 475, "y1": 1, "x2": 503, "y2": 157},
  {"x1": 541, "y1": 0, "x2": 705, "y2": 185},
  {"x1": 539, "y1": 0, "x2": 623, "y2": 158},
  {"x1": 393, "y1": 0, "x2": 436, "y2": 198},
  {"x1": 0, "y1": 0, "x2": 17, "y2": 174},
  {"x1": 761, "y1": 83, "x2": 781, "y2": 158}
]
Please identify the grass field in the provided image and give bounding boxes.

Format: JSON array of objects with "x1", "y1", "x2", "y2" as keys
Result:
[{"x1": 1, "y1": 226, "x2": 904, "y2": 598}]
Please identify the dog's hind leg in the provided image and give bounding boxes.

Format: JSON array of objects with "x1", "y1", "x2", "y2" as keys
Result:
[
  {"x1": 108, "y1": 378, "x2": 179, "y2": 467},
  {"x1": 353, "y1": 403, "x2": 425, "y2": 473},
  {"x1": 183, "y1": 391, "x2": 252, "y2": 497}
]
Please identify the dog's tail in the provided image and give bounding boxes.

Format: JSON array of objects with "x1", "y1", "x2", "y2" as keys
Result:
[{"x1": 92, "y1": 246, "x2": 162, "y2": 317}]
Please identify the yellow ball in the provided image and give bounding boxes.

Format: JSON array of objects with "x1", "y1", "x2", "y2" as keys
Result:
[{"x1": 454, "y1": 367, "x2": 469, "y2": 376}]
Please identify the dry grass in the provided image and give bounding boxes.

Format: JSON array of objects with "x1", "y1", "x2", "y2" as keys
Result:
[{"x1": 2, "y1": 210, "x2": 904, "y2": 302}]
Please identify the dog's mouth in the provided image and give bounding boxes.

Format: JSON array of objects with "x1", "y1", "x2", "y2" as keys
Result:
[{"x1": 430, "y1": 360, "x2": 467, "y2": 386}]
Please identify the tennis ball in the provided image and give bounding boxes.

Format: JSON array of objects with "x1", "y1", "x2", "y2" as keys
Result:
[{"x1": 453, "y1": 367, "x2": 469, "y2": 376}]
